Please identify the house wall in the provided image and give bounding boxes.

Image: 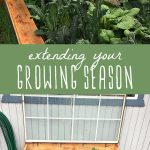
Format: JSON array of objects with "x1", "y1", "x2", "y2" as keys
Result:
[
  {"x1": 0, "y1": 95, "x2": 25, "y2": 150},
  {"x1": 119, "y1": 94, "x2": 150, "y2": 150},
  {"x1": 0, "y1": 94, "x2": 150, "y2": 150}
]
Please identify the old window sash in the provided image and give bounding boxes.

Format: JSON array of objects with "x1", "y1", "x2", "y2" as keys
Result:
[{"x1": 22, "y1": 94, "x2": 126, "y2": 143}]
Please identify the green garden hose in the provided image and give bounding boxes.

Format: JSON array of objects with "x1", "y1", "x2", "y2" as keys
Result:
[{"x1": 0, "y1": 111, "x2": 17, "y2": 150}]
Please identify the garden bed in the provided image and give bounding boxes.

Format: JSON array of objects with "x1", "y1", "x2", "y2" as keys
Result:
[
  {"x1": 24, "y1": 0, "x2": 150, "y2": 44},
  {"x1": 24, "y1": 143, "x2": 119, "y2": 150}
]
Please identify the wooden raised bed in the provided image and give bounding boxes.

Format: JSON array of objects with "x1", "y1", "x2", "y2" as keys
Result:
[
  {"x1": 4, "y1": 0, "x2": 44, "y2": 44},
  {"x1": 24, "y1": 143, "x2": 119, "y2": 150}
]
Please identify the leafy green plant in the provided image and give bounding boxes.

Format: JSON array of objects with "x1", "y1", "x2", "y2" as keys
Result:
[
  {"x1": 99, "y1": 5, "x2": 150, "y2": 43},
  {"x1": 128, "y1": 1, "x2": 150, "y2": 27},
  {"x1": 25, "y1": 0, "x2": 150, "y2": 44},
  {"x1": 27, "y1": 0, "x2": 104, "y2": 44}
]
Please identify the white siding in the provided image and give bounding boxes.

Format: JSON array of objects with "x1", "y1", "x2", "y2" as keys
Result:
[
  {"x1": 119, "y1": 94, "x2": 150, "y2": 150},
  {"x1": 0, "y1": 95, "x2": 25, "y2": 150},
  {"x1": 0, "y1": 94, "x2": 150, "y2": 150}
]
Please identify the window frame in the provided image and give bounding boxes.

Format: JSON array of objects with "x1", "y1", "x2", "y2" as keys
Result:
[
  {"x1": 2, "y1": 94, "x2": 144, "y2": 107},
  {"x1": 22, "y1": 94, "x2": 126, "y2": 143}
]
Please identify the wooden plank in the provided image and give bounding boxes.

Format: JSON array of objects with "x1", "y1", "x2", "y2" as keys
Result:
[
  {"x1": 24, "y1": 143, "x2": 119, "y2": 150},
  {"x1": 5, "y1": 0, "x2": 44, "y2": 44}
]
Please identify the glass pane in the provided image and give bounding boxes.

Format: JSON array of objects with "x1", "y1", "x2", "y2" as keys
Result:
[
  {"x1": 25, "y1": 96, "x2": 47, "y2": 117},
  {"x1": 26, "y1": 119, "x2": 47, "y2": 140},
  {"x1": 74, "y1": 98, "x2": 99, "y2": 119},
  {"x1": 99, "y1": 98, "x2": 123, "y2": 119},
  {"x1": 49, "y1": 97, "x2": 72, "y2": 118},
  {"x1": 96, "y1": 120, "x2": 120, "y2": 141},
  {"x1": 49, "y1": 119, "x2": 72, "y2": 141},
  {"x1": 73, "y1": 120, "x2": 96, "y2": 141},
  {"x1": 24, "y1": 95, "x2": 125, "y2": 142}
]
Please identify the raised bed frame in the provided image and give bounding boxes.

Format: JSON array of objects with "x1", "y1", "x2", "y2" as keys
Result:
[
  {"x1": 4, "y1": 0, "x2": 44, "y2": 44},
  {"x1": 24, "y1": 143, "x2": 119, "y2": 150}
]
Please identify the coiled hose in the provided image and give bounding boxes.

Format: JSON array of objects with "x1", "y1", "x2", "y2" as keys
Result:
[{"x1": 0, "y1": 111, "x2": 17, "y2": 150}]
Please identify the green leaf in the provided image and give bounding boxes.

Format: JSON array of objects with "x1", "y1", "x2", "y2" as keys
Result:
[
  {"x1": 138, "y1": 0, "x2": 150, "y2": 4},
  {"x1": 99, "y1": 29, "x2": 115, "y2": 42},
  {"x1": 60, "y1": 7, "x2": 71, "y2": 27},
  {"x1": 27, "y1": 5, "x2": 45, "y2": 19},
  {"x1": 145, "y1": 34, "x2": 150, "y2": 38},
  {"x1": 87, "y1": 1, "x2": 96, "y2": 16},
  {"x1": 105, "y1": 8, "x2": 129, "y2": 19},
  {"x1": 35, "y1": 30, "x2": 45, "y2": 35},
  {"x1": 47, "y1": 2, "x2": 58, "y2": 18},
  {"x1": 45, "y1": 17, "x2": 54, "y2": 31},
  {"x1": 110, "y1": 38, "x2": 122, "y2": 43},
  {"x1": 127, "y1": 8, "x2": 140, "y2": 17},
  {"x1": 45, "y1": 2, "x2": 58, "y2": 30},
  {"x1": 76, "y1": 39, "x2": 90, "y2": 44},
  {"x1": 101, "y1": 4, "x2": 110, "y2": 11},
  {"x1": 124, "y1": 29, "x2": 131, "y2": 36},
  {"x1": 31, "y1": 15, "x2": 40, "y2": 20},
  {"x1": 116, "y1": 16, "x2": 135, "y2": 30}
]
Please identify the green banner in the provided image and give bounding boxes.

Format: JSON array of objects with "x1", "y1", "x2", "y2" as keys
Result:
[{"x1": 0, "y1": 44, "x2": 149, "y2": 94}]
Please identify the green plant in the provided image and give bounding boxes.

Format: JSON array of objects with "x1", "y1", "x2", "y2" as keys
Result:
[
  {"x1": 99, "y1": 5, "x2": 150, "y2": 43},
  {"x1": 128, "y1": 1, "x2": 150, "y2": 27},
  {"x1": 27, "y1": 0, "x2": 104, "y2": 44},
  {"x1": 25, "y1": 0, "x2": 150, "y2": 44},
  {"x1": 92, "y1": 148, "x2": 98, "y2": 150}
]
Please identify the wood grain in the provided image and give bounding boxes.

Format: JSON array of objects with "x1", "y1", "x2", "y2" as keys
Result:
[
  {"x1": 0, "y1": 0, "x2": 3, "y2": 4},
  {"x1": 24, "y1": 143, "x2": 119, "y2": 150},
  {"x1": 5, "y1": 0, "x2": 44, "y2": 44}
]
